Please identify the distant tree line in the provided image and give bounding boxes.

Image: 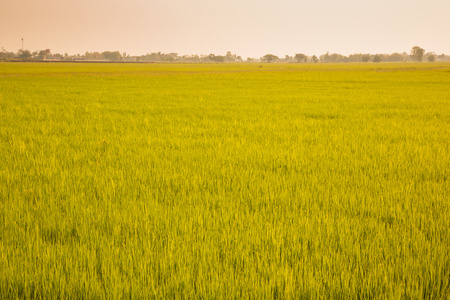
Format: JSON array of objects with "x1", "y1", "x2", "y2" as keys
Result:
[{"x1": 0, "y1": 46, "x2": 448, "y2": 63}]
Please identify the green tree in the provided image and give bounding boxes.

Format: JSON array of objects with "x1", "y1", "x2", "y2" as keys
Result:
[
  {"x1": 0, "y1": 48, "x2": 15, "y2": 60},
  {"x1": 388, "y1": 53, "x2": 403, "y2": 62},
  {"x1": 262, "y1": 54, "x2": 278, "y2": 63},
  {"x1": 427, "y1": 52, "x2": 436, "y2": 62},
  {"x1": 208, "y1": 54, "x2": 225, "y2": 62},
  {"x1": 410, "y1": 46, "x2": 425, "y2": 62},
  {"x1": 311, "y1": 55, "x2": 318, "y2": 63},
  {"x1": 320, "y1": 52, "x2": 330, "y2": 63},
  {"x1": 373, "y1": 54, "x2": 382, "y2": 63},
  {"x1": 226, "y1": 51, "x2": 236, "y2": 62},
  {"x1": 102, "y1": 51, "x2": 122, "y2": 61},
  {"x1": 38, "y1": 50, "x2": 49, "y2": 60},
  {"x1": 294, "y1": 53, "x2": 307, "y2": 63},
  {"x1": 362, "y1": 55, "x2": 370, "y2": 63},
  {"x1": 18, "y1": 50, "x2": 32, "y2": 59}
]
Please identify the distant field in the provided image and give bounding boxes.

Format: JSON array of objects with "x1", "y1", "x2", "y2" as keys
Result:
[{"x1": 0, "y1": 62, "x2": 449, "y2": 298}]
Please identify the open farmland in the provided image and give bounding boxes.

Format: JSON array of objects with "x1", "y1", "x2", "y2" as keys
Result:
[{"x1": 0, "y1": 62, "x2": 449, "y2": 298}]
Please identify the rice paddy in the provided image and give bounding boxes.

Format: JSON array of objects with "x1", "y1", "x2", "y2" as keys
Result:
[{"x1": 0, "y1": 62, "x2": 449, "y2": 298}]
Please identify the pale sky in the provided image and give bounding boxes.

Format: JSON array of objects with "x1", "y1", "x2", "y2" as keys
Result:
[{"x1": 1, "y1": 0, "x2": 449, "y2": 58}]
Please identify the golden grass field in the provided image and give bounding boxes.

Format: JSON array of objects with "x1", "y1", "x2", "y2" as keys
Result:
[{"x1": 0, "y1": 62, "x2": 449, "y2": 298}]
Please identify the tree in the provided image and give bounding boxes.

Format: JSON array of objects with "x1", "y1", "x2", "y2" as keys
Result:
[
  {"x1": 320, "y1": 52, "x2": 331, "y2": 63},
  {"x1": 427, "y1": 52, "x2": 436, "y2": 62},
  {"x1": 262, "y1": 54, "x2": 278, "y2": 63},
  {"x1": 294, "y1": 53, "x2": 307, "y2": 63},
  {"x1": 85, "y1": 52, "x2": 102, "y2": 60},
  {"x1": 163, "y1": 53, "x2": 178, "y2": 62},
  {"x1": 330, "y1": 53, "x2": 348, "y2": 63},
  {"x1": 311, "y1": 55, "x2": 318, "y2": 63},
  {"x1": 0, "y1": 48, "x2": 15, "y2": 61},
  {"x1": 38, "y1": 50, "x2": 48, "y2": 60},
  {"x1": 348, "y1": 53, "x2": 362, "y2": 62},
  {"x1": 387, "y1": 53, "x2": 403, "y2": 62},
  {"x1": 226, "y1": 51, "x2": 236, "y2": 62},
  {"x1": 208, "y1": 54, "x2": 225, "y2": 62},
  {"x1": 102, "y1": 51, "x2": 122, "y2": 61},
  {"x1": 373, "y1": 54, "x2": 382, "y2": 63},
  {"x1": 18, "y1": 50, "x2": 32, "y2": 59},
  {"x1": 362, "y1": 55, "x2": 370, "y2": 63},
  {"x1": 410, "y1": 46, "x2": 425, "y2": 62}
]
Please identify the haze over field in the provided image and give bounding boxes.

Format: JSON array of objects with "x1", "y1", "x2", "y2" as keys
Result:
[{"x1": 1, "y1": 0, "x2": 450, "y2": 57}]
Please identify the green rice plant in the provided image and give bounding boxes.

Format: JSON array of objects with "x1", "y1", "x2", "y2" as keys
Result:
[{"x1": 0, "y1": 62, "x2": 449, "y2": 298}]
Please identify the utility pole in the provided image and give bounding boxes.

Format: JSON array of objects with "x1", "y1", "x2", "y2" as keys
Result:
[{"x1": 22, "y1": 38, "x2": 24, "y2": 51}]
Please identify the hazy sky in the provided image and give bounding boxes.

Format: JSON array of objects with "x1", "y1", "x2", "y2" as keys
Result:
[{"x1": 2, "y1": 0, "x2": 449, "y2": 57}]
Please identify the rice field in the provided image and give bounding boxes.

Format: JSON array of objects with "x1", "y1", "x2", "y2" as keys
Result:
[{"x1": 0, "y1": 62, "x2": 449, "y2": 298}]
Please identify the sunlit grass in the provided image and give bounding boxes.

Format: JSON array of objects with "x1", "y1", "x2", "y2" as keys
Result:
[{"x1": 0, "y1": 62, "x2": 449, "y2": 298}]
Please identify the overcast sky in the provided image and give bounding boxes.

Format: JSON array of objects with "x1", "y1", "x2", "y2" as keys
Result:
[{"x1": 1, "y1": 0, "x2": 449, "y2": 57}]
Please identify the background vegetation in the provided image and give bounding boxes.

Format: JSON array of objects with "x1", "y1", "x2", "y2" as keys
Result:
[
  {"x1": 1, "y1": 46, "x2": 449, "y2": 63},
  {"x1": 0, "y1": 63, "x2": 449, "y2": 298}
]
